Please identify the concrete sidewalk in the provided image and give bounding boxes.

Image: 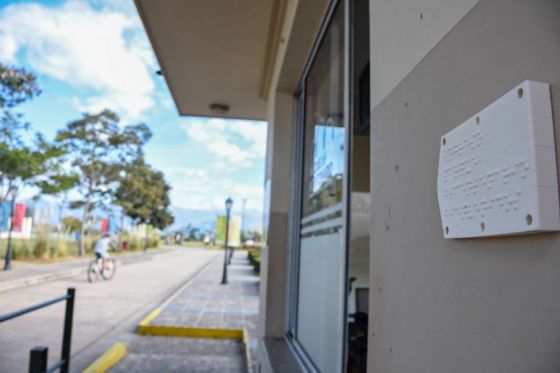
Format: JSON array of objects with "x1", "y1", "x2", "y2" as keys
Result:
[
  {"x1": 0, "y1": 246, "x2": 181, "y2": 292},
  {"x1": 111, "y1": 250, "x2": 260, "y2": 372}
]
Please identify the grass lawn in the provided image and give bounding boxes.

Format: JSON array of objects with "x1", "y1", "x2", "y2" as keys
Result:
[{"x1": 0, "y1": 236, "x2": 164, "y2": 264}]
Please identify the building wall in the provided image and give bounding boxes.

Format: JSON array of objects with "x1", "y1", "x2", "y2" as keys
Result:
[
  {"x1": 259, "y1": 0, "x2": 330, "y2": 343},
  {"x1": 259, "y1": 91, "x2": 294, "y2": 339},
  {"x1": 371, "y1": 0, "x2": 480, "y2": 107},
  {"x1": 368, "y1": 1, "x2": 560, "y2": 372}
]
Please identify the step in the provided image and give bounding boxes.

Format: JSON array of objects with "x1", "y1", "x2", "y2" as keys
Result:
[{"x1": 110, "y1": 335, "x2": 246, "y2": 373}]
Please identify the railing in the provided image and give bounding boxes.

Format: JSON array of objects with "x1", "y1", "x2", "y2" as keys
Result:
[{"x1": 0, "y1": 288, "x2": 75, "y2": 373}]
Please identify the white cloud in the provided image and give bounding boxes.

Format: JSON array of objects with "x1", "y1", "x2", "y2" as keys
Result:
[
  {"x1": 0, "y1": 0, "x2": 156, "y2": 120},
  {"x1": 169, "y1": 167, "x2": 264, "y2": 212},
  {"x1": 181, "y1": 118, "x2": 267, "y2": 169}
]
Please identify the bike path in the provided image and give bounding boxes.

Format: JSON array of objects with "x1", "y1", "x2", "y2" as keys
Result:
[
  {"x1": 0, "y1": 247, "x2": 221, "y2": 373},
  {"x1": 0, "y1": 246, "x2": 181, "y2": 292}
]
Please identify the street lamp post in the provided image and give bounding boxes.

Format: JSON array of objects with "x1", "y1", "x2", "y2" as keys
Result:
[
  {"x1": 4, "y1": 186, "x2": 18, "y2": 271},
  {"x1": 221, "y1": 197, "x2": 233, "y2": 285}
]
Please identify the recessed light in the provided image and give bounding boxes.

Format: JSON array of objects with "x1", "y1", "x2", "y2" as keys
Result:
[{"x1": 210, "y1": 103, "x2": 230, "y2": 114}]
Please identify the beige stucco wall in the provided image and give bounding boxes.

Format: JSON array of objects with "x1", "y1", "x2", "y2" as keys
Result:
[
  {"x1": 368, "y1": 0, "x2": 560, "y2": 371},
  {"x1": 259, "y1": 91, "x2": 294, "y2": 338},
  {"x1": 371, "y1": 0, "x2": 480, "y2": 107},
  {"x1": 258, "y1": 0, "x2": 330, "y2": 342}
]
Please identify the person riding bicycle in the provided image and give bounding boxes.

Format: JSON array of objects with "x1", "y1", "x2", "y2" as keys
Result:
[{"x1": 94, "y1": 234, "x2": 114, "y2": 271}]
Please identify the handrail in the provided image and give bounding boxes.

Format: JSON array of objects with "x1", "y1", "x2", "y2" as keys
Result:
[
  {"x1": 46, "y1": 358, "x2": 66, "y2": 373},
  {"x1": 0, "y1": 294, "x2": 69, "y2": 323},
  {"x1": 0, "y1": 288, "x2": 75, "y2": 373}
]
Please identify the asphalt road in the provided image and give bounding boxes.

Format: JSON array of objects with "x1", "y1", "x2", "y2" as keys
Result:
[{"x1": 0, "y1": 246, "x2": 219, "y2": 373}]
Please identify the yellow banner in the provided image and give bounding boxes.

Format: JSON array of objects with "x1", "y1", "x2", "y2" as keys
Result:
[{"x1": 215, "y1": 216, "x2": 241, "y2": 247}]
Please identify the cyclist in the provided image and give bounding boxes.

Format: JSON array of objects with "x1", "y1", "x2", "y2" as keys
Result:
[{"x1": 93, "y1": 234, "x2": 114, "y2": 272}]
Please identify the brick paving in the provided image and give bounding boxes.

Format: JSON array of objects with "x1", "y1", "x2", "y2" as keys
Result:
[
  {"x1": 112, "y1": 336, "x2": 246, "y2": 373},
  {"x1": 152, "y1": 251, "x2": 259, "y2": 336},
  {"x1": 111, "y1": 250, "x2": 260, "y2": 373}
]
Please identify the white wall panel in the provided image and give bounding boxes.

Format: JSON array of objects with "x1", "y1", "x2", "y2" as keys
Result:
[
  {"x1": 297, "y1": 232, "x2": 345, "y2": 373},
  {"x1": 371, "y1": 0, "x2": 480, "y2": 107}
]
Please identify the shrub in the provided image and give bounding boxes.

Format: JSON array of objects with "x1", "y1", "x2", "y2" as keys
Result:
[
  {"x1": 49, "y1": 238, "x2": 67, "y2": 258},
  {"x1": 248, "y1": 248, "x2": 261, "y2": 274},
  {"x1": 57, "y1": 238, "x2": 67, "y2": 257},
  {"x1": 12, "y1": 240, "x2": 32, "y2": 260},
  {"x1": 33, "y1": 237, "x2": 48, "y2": 259},
  {"x1": 129, "y1": 235, "x2": 143, "y2": 251},
  {"x1": 81, "y1": 234, "x2": 100, "y2": 254},
  {"x1": 148, "y1": 235, "x2": 160, "y2": 249}
]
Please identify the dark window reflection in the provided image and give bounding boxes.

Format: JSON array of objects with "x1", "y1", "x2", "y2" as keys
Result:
[{"x1": 302, "y1": 6, "x2": 345, "y2": 217}]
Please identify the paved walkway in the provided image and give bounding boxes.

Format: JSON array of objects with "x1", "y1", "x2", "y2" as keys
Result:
[{"x1": 112, "y1": 250, "x2": 260, "y2": 372}]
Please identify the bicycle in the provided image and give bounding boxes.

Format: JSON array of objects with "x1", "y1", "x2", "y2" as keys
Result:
[{"x1": 87, "y1": 255, "x2": 117, "y2": 282}]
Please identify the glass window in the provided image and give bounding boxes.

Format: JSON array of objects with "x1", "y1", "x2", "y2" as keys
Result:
[
  {"x1": 302, "y1": 4, "x2": 345, "y2": 218},
  {"x1": 294, "y1": 5, "x2": 346, "y2": 373}
]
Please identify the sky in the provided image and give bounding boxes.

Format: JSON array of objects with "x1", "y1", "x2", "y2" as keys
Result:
[{"x1": 0, "y1": 0, "x2": 267, "y2": 228}]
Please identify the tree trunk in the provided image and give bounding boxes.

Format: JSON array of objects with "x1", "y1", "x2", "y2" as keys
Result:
[
  {"x1": 143, "y1": 222, "x2": 149, "y2": 252},
  {"x1": 3, "y1": 192, "x2": 17, "y2": 271},
  {"x1": 79, "y1": 195, "x2": 92, "y2": 256},
  {"x1": 118, "y1": 212, "x2": 124, "y2": 251}
]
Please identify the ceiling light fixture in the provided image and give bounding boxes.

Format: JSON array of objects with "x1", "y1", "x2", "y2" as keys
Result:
[{"x1": 210, "y1": 103, "x2": 230, "y2": 114}]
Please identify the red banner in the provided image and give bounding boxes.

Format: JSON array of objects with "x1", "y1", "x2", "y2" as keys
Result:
[
  {"x1": 12, "y1": 203, "x2": 25, "y2": 232},
  {"x1": 101, "y1": 218, "x2": 109, "y2": 234}
]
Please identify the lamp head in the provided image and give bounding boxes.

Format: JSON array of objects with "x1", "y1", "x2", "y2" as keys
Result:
[{"x1": 225, "y1": 197, "x2": 233, "y2": 211}]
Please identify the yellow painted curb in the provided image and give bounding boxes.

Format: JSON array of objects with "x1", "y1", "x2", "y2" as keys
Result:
[
  {"x1": 242, "y1": 328, "x2": 253, "y2": 373},
  {"x1": 83, "y1": 342, "x2": 127, "y2": 373},
  {"x1": 137, "y1": 324, "x2": 244, "y2": 339},
  {"x1": 137, "y1": 307, "x2": 162, "y2": 327}
]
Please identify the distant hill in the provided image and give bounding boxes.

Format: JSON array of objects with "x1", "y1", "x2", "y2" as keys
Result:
[
  {"x1": 20, "y1": 199, "x2": 263, "y2": 234},
  {"x1": 169, "y1": 206, "x2": 263, "y2": 233}
]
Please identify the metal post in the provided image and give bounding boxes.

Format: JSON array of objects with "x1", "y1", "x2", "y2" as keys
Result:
[
  {"x1": 60, "y1": 288, "x2": 75, "y2": 373},
  {"x1": 221, "y1": 208, "x2": 231, "y2": 285},
  {"x1": 4, "y1": 191, "x2": 17, "y2": 271},
  {"x1": 228, "y1": 244, "x2": 234, "y2": 265},
  {"x1": 29, "y1": 347, "x2": 48, "y2": 373}
]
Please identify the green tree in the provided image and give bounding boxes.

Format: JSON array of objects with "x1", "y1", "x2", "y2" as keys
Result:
[
  {"x1": 55, "y1": 110, "x2": 152, "y2": 255},
  {"x1": 184, "y1": 224, "x2": 203, "y2": 241},
  {"x1": 246, "y1": 229, "x2": 263, "y2": 243},
  {"x1": 113, "y1": 156, "x2": 174, "y2": 251},
  {"x1": 62, "y1": 216, "x2": 82, "y2": 233},
  {"x1": 0, "y1": 64, "x2": 75, "y2": 270}
]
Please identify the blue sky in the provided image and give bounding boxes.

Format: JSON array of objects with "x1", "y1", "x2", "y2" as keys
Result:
[{"x1": 0, "y1": 0, "x2": 267, "y2": 226}]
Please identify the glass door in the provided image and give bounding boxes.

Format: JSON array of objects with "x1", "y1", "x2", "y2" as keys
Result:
[{"x1": 291, "y1": 2, "x2": 350, "y2": 372}]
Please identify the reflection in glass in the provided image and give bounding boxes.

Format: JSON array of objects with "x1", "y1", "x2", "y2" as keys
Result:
[{"x1": 302, "y1": 5, "x2": 345, "y2": 217}]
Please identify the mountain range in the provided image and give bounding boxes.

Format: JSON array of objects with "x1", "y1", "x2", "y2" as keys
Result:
[{"x1": 169, "y1": 206, "x2": 263, "y2": 233}]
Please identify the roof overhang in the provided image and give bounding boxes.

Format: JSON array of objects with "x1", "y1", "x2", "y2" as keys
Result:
[{"x1": 135, "y1": 0, "x2": 284, "y2": 121}]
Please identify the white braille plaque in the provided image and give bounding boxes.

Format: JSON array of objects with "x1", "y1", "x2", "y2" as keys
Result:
[{"x1": 437, "y1": 81, "x2": 560, "y2": 238}]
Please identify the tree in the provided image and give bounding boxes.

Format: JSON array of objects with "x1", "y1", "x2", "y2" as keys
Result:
[
  {"x1": 113, "y1": 156, "x2": 174, "y2": 251},
  {"x1": 184, "y1": 224, "x2": 203, "y2": 241},
  {"x1": 0, "y1": 63, "x2": 41, "y2": 199},
  {"x1": 246, "y1": 229, "x2": 263, "y2": 243},
  {"x1": 55, "y1": 110, "x2": 152, "y2": 255},
  {"x1": 0, "y1": 64, "x2": 75, "y2": 270},
  {"x1": 62, "y1": 216, "x2": 82, "y2": 233},
  {"x1": 0, "y1": 64, "x2": 41, "y2": 109}
]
